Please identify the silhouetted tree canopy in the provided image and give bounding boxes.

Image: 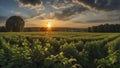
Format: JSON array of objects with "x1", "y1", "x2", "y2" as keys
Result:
[
  {"x1": 88, "y1": 24, "x2": 120, "y2": 32},
  {"x1": 6, "y1": 16, "x2": 25, "y2": 32}
]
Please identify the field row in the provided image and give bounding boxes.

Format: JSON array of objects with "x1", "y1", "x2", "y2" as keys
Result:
[{"x1": 0, "y1": 32, "x2": 120, "y2": 68}]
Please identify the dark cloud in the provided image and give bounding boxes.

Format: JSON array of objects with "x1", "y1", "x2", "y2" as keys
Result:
[
  {"x1": 25, "y1": 4, "x2": 87, "y2": 21},
  {"x1": 18, "y1": 0, "x2": 74, "y2": 9},
  {"x1": 17, "y1": 0, "x2": 120, "y2": 23},
  {"x1": 54, "y1": 5, "x2": 87, "y2": 20},
  {"x1": 86, "y1": 18, "x2": 120, "y2": 23},
  {"x1": 72, "y1": 18, "x2": 120, "y2": 24},
  {"x1": 18, "y1": 0, "x2": 42, "y2": 8},
  {"x1": 18, "y1": 0, "x2": 120, "y2": 11},
  {"x1": 17, "y1": 0, "x2": 74, "y2": 12},
  {"x1": 73, "y1": 0, "x2": 120, "y2": 11}
]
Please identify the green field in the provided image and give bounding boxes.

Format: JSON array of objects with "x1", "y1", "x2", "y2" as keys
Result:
[{"x1": 0, "y1": 32, "x2": 120, "y2": 68}]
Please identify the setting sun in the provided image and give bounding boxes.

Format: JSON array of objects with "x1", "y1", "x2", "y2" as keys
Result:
[{"x1": 47, "y1": 22, "x2": 52, "y2": 28}]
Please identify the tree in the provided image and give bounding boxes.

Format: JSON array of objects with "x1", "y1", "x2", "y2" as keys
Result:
[
  {"x1": 6, "y1": 16, "x2": 25, "y2": 32},
  {"x1": 88, "y1": 24, "x2": 120, "y2": 32}
]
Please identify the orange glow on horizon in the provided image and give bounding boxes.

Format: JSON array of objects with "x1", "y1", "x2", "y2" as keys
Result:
[
  {"x1": 47, "y1": 22, "x2": 51, "y2": 28},
  {"x1": 46, "y1": 22, "x2": 52, "y2": 31}
]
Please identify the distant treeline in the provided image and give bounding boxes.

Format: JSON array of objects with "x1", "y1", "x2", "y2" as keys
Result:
[
  {"x1": 88, "y1": 24, "x2": 120, "y2": 32},
  {"x1": 0, "y1": 27, "x2": 86, "y2": 32},
  {"x1": 1, "y1": 24, "x2": 120, "y2": 32},
  {"x1": 24, "y1": 27, "x2": 86, "y2": 32}
]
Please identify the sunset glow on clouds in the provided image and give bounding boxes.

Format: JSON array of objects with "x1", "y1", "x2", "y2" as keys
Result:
[{"x1": 0, "y1": 0, "x2": 120, "y2": 28}]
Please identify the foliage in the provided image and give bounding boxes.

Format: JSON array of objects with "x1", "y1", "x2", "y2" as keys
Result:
[
  {"x1": 0, "y1": 32, "x2": 120, "y2": 68},
  {"x1": 0, "y1": 27, "x2": 6, "y2": 32},
  {"x1": 5, "y1": 16, "x2": 25, "y2": 32},
  {"x1": 88, "y1": 24, "x2": 120, "y2": 32}
]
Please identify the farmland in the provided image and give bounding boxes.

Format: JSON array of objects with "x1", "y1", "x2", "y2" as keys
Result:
[{"x1": 0, "y1": 32, "x2": 120, "y2": 68}]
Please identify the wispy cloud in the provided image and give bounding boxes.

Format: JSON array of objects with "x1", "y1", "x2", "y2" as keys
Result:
[
  {"x1": 18, "y1": 0, "x2": 43, "y2": 9},
  {"x1": 0, "y1": 16, "x2": 8, "y2": 22},
  {"x1": 86, "y1": 18, "x2": 120, "y2": 23},
  {"x1": 10, "y1": 10, "x2": 21, "y2": 15},
  {"x1": 73, "y1": 0, "x2": 120, "y2": 11},
  {"x1": 53, "y1": 4, "x2": 87, "y2": 20},
  {"x1": 45, "y1": 0, "x2": 74, "y2": 9}
]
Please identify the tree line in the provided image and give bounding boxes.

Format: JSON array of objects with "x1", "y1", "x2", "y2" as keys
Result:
[{"x1": 88, "y1": 24, "x2": 120, "y2": 32}]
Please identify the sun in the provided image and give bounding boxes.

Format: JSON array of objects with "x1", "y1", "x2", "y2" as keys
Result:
[{"x1": 47, "y1": 22, "x2": 52, "y2": 28}]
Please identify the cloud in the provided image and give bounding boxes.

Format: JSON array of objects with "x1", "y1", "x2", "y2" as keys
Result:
[
  {"x1": 15, "y1": 12, "x2": 21, "y2": 15},
  {"x1": 18, "y1": 0, "x2": 74, "y2": 10},
  {"x1": 51, "y1": 3, "x2": 74, "y2": 9},
  {"x1": 0, "y1": 16, "x2": 8, "y2": 22},
  {"x1": 25, "y1": 4, "x2": 88, "y2": 21},
  {"x1": 71, "y1": 18, "x2": 120, "y2": 24},
  {"x1": 18, "y1": 0, "x2": 119, "y2": 23},
  {"x1": 53, "y1": 5, "x2": 87, "y2": 20},
  {"x1": 25, "y1": 13, "x2": 47, "y2": 23},
  {"x1": 48, "y1": 0, "x2": 74, "y2": 9},
  {"x1": 72, "y1": 20, "x2": 85, "y2": 23},
  {"x1": 73, "y1": 0, "x2": 120, "y2": 11},
  {"x1": 10, "y1": 10, "x2": 21, "y2": 15},
  {"x1": 86, "y1": 18, "x2": 120, "y2": 23},
  {"x1": 18, "y1": 0, "x2": 42, "y2": 9}
]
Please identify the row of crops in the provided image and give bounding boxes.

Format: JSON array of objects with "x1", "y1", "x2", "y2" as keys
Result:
[{"x1": 0, "y1": 32, "x2": 120, "y2": 68}]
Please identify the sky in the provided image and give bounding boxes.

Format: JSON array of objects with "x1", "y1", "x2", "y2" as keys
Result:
[{"x1": 0, "y1": 0, "x2": 120, "y2": 28}]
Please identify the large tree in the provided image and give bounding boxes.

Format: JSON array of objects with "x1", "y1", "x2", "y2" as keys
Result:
[{"x1": 6, "y1": 16, "x2": 25, "y2": 32}]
